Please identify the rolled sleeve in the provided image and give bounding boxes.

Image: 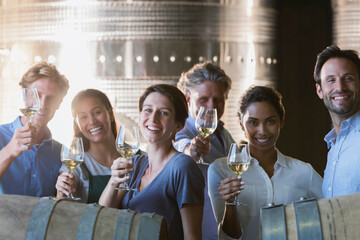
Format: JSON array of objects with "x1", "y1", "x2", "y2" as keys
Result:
[{"x1": 173, "y1": 138, "x2": 191, "y2": 152}]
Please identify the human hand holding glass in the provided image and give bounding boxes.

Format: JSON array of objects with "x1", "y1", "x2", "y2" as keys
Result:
[
  {"x1": 226, "y1": 143, "x2": 250, "y2": 206},
  {"x1": 115, "y1": 125, "x2": 140, "y2": 191},
  {"x1": 19, "y1": 88, "x2": 40, "y2": 124},
  {"x1": 195, "y1": 107, "x2": 217, "y2": 164},
  {"x1": 60, "y1": 137, "x2": 84, "y2": 200}
]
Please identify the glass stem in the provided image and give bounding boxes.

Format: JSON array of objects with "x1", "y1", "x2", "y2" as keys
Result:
[
  {"x1": 197, "y1": 155, "x2": 204, "y2": 164},
  {"x1": 233, "y1": 194, "x2": 239, "y2": 204},
  {"x1": 69, "y1": 183, "x2": 74, "y2": 198},
  {"x1": 123, "y1": 174, "x2": 129, "y2": 188}
]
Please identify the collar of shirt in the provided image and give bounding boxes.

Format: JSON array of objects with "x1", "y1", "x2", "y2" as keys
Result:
[
  {"x1": 11, "y1": 116, "x2": 54, "y2": 148},
  {"x1": 249, "y1": 149, "x2": 290, "y2": 170},
  {"x1": 324, "y1": 110, "x2": 360, "y2": 149}
]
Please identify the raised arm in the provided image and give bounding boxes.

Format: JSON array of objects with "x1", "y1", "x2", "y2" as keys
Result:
[
  {"x1": 208, "y1": 162, "x2": 244, "y2": 240},
  {"x1": 56, "y1": 171, "x2": 77, "y2": 199},
  {"x1": 99, "y1": 157, "x2": 132, "y2": 208},
  {"x1": 174, "y1": 133, "x2": 211, "y2": 161},
  {"x1": 0, "y1": 122, "x2": 36, "y2": 179},
  {"x1": 218, "y1": 176, "x2": 244, "y2": 238}
]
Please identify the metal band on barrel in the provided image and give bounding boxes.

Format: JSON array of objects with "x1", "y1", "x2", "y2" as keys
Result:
[
  {"x1": 261, "y1": 204, "x2": 287, "y2": 240},
  {"x1": 77, "y1": 203, "x2": 104, "y2": 240},
  {"x1": 293, "y1": 198, "x2": 322, "y2": 240},
  {"x1": 137, "y1": 212, "x2": 163, "y2": 240},
  {"x1": 26, "y1": 197, "x2": 60, "y2": 240},
  {"x1": 113, "y1": 209, "x2": 136, "y2": 240}
]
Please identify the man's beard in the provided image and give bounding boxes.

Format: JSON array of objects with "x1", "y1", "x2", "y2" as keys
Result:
[{"x1": 323, "y1": 92, "x2": 360, "y2": 116}]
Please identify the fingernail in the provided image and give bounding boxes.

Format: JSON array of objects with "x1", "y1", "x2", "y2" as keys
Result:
[
  {"x1": 237, "y1": 176, "x2": 241, "y2": 179},
  {"x1": 240, "y1": 181, "x2": 245, "y2": 184}
]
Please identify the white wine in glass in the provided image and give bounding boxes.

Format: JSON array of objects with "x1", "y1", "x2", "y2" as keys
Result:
[
  {"x1": 115, "y1": 125, "x2": 140, "y2": 191},
  {"x1": 19, "y1": 88, "x2": 40, "y2": 124},
  {"x1": 195, "y1": 107, "x2": 217, "y2": 164},
  {"x1": 61, "y1": 137, "x2": 84, "y2": 200},
  {"x1": 226, "y1": 143, "x2": 250, "y2": 206}
]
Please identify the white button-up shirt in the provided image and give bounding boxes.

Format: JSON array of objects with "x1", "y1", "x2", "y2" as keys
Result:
[{"x1": 208, "y1": 149, "x2": 323, "y2": 240}]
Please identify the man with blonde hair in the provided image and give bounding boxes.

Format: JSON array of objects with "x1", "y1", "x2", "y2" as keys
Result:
[{"x1": 0, "y1": 61, "x2": 69, "y2": 196}]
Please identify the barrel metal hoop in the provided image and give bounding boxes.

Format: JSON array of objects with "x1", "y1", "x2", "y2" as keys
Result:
[
  {"x1": 25, "y1": 197, "x2": 60, "y2": 240},
  {"x1": 113, "y1": 209, "x2": 136, "y2": 240},
  {"x1": 293, "y1": 198, "x2": 322, "y2": 240},
  {"x1": 260, "y1": 204, "x2": 287, "y2": 240},
  {"x1": 136, "y1": 212, "x2": 163, "y2": 240},
  {"x1": 77, "y1": 203, "x2": 104, "y2": 240}
]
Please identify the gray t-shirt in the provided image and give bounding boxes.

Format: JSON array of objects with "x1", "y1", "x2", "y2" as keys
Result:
[
  {"x1": 121, "y1": 152, "x2": 205, "y2": 240},
  {"x1": 60, "y1": 152, "x2": 111, "y2": 203}
]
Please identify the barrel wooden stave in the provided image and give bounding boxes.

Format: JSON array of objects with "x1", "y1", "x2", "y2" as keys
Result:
[
  {"x1": 262, "y1": 193, "x2": 360, "y2": 239},
  {"x1": 0, "y1": 194, "x2": 38, "y2": 240},
  {"x1": 0, "y1": 194, "x2": 167, "y2": 240}
]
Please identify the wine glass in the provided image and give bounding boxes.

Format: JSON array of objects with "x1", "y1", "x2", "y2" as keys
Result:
[
  {"x1": 115, "y1": 125, "x2": 140, "y2": 191},
  {"x1": 60, "y1": 137, "x2": 84, "y2": 200},
  {"x1": 195, "y1": 107, "x2": 218, "y2": 164},
  {"x1": 226, "y1": 143, "x2": 250, "y2": 206},
  {"x1": 19, "y1": 88, "x2": 40, "y2": 124}
]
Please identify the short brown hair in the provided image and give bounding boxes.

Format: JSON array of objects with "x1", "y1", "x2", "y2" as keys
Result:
[
  {"x1": 314, "y1": 45, "x2": 360, "y2": 86},
  {"x1": 139, "y1": 84, "x2": 188, "y2": 127},
  {"x1": 19, "y1": 61, "x2": 69, "y2": 98}
]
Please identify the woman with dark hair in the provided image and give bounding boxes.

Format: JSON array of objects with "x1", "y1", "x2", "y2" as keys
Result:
[
  {"x1": 56, "y1": 89, "x2": 119, "y2": 203},
  {"x1": 208, "y1": 85, "x2": 323, "y2": 240},
  {"x1": 99, "y1": 84, "x2": 204, "y2": 240}
]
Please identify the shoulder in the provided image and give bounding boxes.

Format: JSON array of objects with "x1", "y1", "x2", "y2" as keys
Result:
[
  {"x1": 171, "y1": 152, "x2": 196, "y2": 168},
  {"x1": 209, "y1": 157, "x2": 230, "y2": 178},
  {"x1": 0, "y1": 120, "x2": 17, "y2": 140},
  {"x1": 278, "y1": 151, "x2": 314, "y2": 173},
  {"x1": 223, "y1": 127, "x2": 234, "y2": 137},
  {"x1": 51, "y1": 138, "x2": 63, "y2": 148},
  {"x1": 176, "y1": 117, "x2": 196, "y2": 135},
  {"x1": 132, "y1": 153, "x2": 148, "y2": 168},
  {"x1": 209, "y1": 157, "x2": 227, "y2": 171}
]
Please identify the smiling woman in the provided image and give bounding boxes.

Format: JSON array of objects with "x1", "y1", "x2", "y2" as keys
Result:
[
  {"x1": 99, "y1": 84, "x2": 205, "y2": 240},
  {"x1": 208, "y1": 85, "x2": 323, "y2": 240},
  {"x1": 55, "y1": 89, "x2": 120, "y2": 203}
]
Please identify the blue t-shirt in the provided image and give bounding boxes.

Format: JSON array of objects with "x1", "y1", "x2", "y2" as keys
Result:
[
  {"x1": 0, "y1": 117, "x2": 62, "y2": 196},
  {"x1": 121, "y1": 152, "x2": 205, "y2": 240}
]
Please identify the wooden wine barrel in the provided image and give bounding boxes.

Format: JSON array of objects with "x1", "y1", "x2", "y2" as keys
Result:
[
  {"x1": 0, "y1": 194, "x2": 167, "y2": 240},
  {"x1": 261, "y1": 193, "x2": 360, "y2": 240}
]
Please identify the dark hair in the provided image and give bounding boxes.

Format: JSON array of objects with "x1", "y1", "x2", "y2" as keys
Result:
[
  {"x1": 139, "y1": 84, "x2": 188, "y2": 127},
  {"x1": 71, "y1": 89, "x2": 117, "y2": 151},
  {"x1": 19, "y1": 61, "x2": 69, "y2": 98},
  {"x1": 314, "y1": 45, "x2": 360, "y2": 85},
  {"x1": 177, "y1": 61, "x2": 232, "y2": 98},
  {"x1": 238, "y1": 85, "x2": 285, "y2": 123}
]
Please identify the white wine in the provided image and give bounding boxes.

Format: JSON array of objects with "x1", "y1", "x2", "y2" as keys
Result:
[
  {"x1": 62, "y1": 158, "x2": 83, "y2": 172},
  {"x1": 195, "y1": 123, "x2": 216, "y2": 138},
  {"x1": 117, "y1": 146, "x2": 138, "y2": 159},
  {"x1": 19, "y1": 107, "x2": 38, "y2": 119},
  {"x1": 228, "y1": 162, "x2": 250, "y2": 176}
]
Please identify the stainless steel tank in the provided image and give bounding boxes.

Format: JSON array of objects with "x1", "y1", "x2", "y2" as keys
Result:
[
  {"x1": 0, "y1": 0, "x2": 278, "y2": 143},
  {"x1": 332, "y1": 0, "x2": 360, "y2": 51}
]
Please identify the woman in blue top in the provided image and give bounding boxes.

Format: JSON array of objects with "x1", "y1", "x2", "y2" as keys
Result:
[{"x1": 100, "y1": 84, "x2": 204, "y2": 240}]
